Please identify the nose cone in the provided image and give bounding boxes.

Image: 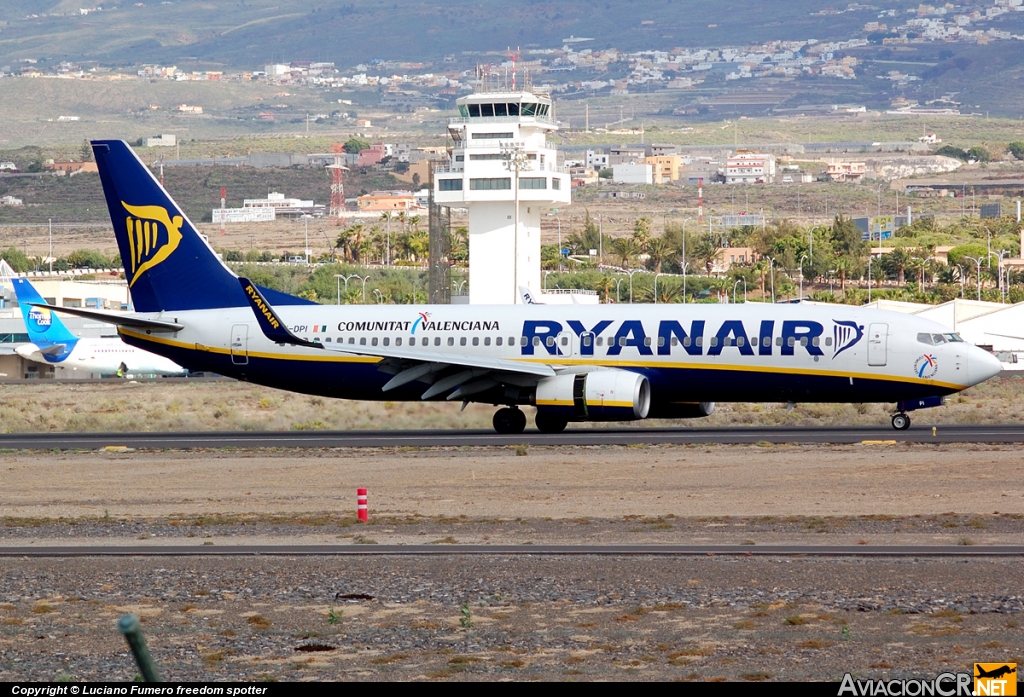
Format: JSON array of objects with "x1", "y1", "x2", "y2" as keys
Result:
[{"x1": 967, "y1": 346, "x2": 1003, "y2": 386}]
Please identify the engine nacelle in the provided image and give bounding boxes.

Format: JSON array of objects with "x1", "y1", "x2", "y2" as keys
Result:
[{"x1": 535, "y1": 369, "x2": 650, "y2": 421}]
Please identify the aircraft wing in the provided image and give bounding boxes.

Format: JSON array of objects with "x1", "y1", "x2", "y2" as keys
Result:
[
  {"x1": 239, "y1": 278, "x2": 555, "y2": 400},
  {"x1": 26, "y1": 303, "x2": 184, "y2": 332}
]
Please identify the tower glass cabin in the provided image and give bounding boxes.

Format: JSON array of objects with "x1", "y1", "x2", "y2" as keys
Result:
[{"x1": 434, "y1": 91, "x2": 571, "y2": 304}]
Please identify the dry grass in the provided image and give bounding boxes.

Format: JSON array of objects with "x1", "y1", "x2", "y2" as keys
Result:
[{"x1": 0, "y1": 374, "x2": 1021, "y2": 434}]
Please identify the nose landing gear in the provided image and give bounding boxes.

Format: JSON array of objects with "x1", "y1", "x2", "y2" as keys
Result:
[{"x1": 493, "y1": 406, "x2": 527, "y2": 434}]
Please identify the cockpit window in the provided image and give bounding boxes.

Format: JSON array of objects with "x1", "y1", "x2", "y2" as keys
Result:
[{"x1": 919, "y1": 332, "x2": 964, "y2": 345}]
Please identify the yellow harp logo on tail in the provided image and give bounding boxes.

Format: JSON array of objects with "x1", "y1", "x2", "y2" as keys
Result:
[{"x1": 121, "y1": 202, "x2": 183, "y2": 287}]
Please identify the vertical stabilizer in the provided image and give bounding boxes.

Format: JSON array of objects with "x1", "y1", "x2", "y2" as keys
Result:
[
  {"x1": 11, "y1": 278, "x2": 79, "y2": 356},
  {"x1": 91, "y1": 140, "x2": 315, "y2": 312}
]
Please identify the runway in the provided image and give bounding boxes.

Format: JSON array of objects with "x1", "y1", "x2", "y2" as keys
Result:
[
  {"x1": 1, "y1": 544, "x2": 1023, "y2": 557},
  {"x1": 1, "y1": 424, "x2": 1023, "y2": 449}
]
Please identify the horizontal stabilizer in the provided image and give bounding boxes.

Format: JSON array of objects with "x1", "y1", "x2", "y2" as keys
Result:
[
  {"x1": 239, "y1": 277, "x2": 323, "y2": 349},
  {"x1": 27, "y1": 303, "x2": 183, "y2": 332}
]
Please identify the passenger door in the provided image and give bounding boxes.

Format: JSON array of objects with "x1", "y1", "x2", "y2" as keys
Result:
[
  {"x1": 867, "y1": 323, "x2": 887, "y2": 367},
  {"x1": 556, "y1": 329, "x2": 576, "y2": 360}
]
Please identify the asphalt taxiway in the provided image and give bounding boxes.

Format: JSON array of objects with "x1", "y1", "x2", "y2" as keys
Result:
[{"x1": 1, "y1": 424, "x2": 1023, "y2": 450}]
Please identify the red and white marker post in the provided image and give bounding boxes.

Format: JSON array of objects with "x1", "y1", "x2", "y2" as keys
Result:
[{"x1": 357, "y1": 488, "x2": 368, "y2": 522}]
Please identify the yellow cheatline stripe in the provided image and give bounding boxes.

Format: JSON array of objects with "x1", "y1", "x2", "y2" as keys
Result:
[
  {"x1": 119, "y1": 328, "x2": 382, "y2": 364},
  {"x1": 119, "y1": 329, "x2": 965, "y2": 389},
  {"x1": 536, "y1": 399, "x2": 574, "y2": 407},
  {"x1": 513, "y1": 356, "x2": 965, "y2": 391},
  {"x1": 592, "y1": 401, "x2": 635, "y2": 408}
]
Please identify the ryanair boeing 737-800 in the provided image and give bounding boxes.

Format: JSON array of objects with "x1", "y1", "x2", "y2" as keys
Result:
[{"x1": 31, "y1": 140, "x2": 1002, "y2": 433}]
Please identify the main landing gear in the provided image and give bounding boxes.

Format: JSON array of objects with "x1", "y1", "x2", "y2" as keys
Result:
[
  {"x1": 493, "y1": 407, "x2": 527, "y2": 434},
  {"x1": 891, "y1": 412, "x2": 911, "y2": 430}
]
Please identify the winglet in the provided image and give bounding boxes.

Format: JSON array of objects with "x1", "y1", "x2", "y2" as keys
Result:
[{"x1": 239, "y1": 277, "x2": 323, "y2": 349}]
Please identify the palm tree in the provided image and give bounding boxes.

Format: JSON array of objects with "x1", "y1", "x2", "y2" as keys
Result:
[
  {"x1": 645, "y1": 237, "x2": 673, "y2": 273},
  {"x1": 595, "y1": 275, "x2": 616, "y2": 304},
  {"x1": 379, "y1": 211, "x2": 393, "y2": 265},
  {"x1": 690, "y1": 232, "x2": 723, "y2": 275},
  {"x1": 752, "y1": 259, "x2": 770, "y2": 300},
  {"x1": 449, "y1": 226, "x2": 468, "y2": 265},
  {"x1": 881, "y1": 248, "x2": 911, "y2": 285},
  {"x1": 632, "y1": 217, "x2": 652, "y2": 252},
  {"x1": 610, "y1": 237, "x2": 640, "y2": 269},
  {"x1": 407, "y1": 230, "x2": 429, "y2": 263}
]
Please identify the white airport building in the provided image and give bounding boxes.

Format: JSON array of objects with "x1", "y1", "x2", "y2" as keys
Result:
[{"x1": 434, "y1": 91, "x2": 574, "y2": 304}]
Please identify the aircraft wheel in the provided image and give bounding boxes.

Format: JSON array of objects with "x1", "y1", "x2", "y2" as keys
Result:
[
  {"x1": 535, "y1": 412, "x2": 568, "y2": 434},
  {"x1": 891, "y1": 413, "x2": 911, "y2": 430},
  {"x1": 493, "y1": 407, "x2": 527, "y2": 434}
]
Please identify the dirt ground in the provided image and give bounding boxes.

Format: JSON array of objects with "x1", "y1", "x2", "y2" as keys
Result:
[
  {"x1": 1, "y1": 444, "x2": 1023, "y2": 529},
  {"x1": 2, "y1": 444, "x2": 1023, "y2": 682}
]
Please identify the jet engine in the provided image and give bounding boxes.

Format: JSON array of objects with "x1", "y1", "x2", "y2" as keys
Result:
[{"x1": 535, "y1": 369, "x2": 650, "y2": 422}]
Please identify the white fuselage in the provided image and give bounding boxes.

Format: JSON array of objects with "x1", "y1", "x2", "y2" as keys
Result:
[
  {"x1": 16, "y1": 338, "x2": 186, "y2": 376},
  {"x1": 116, "y1": 301, "x2": 1001, "y2": 404}
]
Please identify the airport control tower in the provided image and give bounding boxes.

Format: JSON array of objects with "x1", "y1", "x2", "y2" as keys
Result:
[{"x1": 434, "y1": 91, "x2": 571, "y2": 304}]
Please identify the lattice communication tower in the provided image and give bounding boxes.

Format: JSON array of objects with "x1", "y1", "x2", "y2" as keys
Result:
[{"x1": 328, "y1": 143, "x2": 346, "y2": 218}]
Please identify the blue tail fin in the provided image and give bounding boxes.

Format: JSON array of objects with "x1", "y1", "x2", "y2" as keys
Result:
[
  {"x1": 11, "y1": 278, "x2": 79, "y2": 353},
  {"x1": 91, "y1": 140, "x2": 313, "y2": 312}
]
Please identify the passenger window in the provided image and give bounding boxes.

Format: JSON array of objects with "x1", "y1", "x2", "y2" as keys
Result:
[
  {"x1": 396, "y1": 338, "x2": 403, "y2": 346},
  {"x1": 325, "y1": 337, "x2": 332, "y2": 342},
  {"x1": 561, "y1": 336, "x2": 568, "y2": 346},
  {"x1": 737, "y1": 336, "x2": 745, "y2": 347},
  {"x1": 695, "y1": 337, "x2": 702, "y2": 347},
  {"x1": 521, "y1": 336, "x2": 528, "y2": 346},
  {"x1": 448, "y1": 337, "x2": 455, "y2": 346},
  {"x1": 546, "y1": 336, "x2": 555, "y2": 347},
  {"x1": 788, "y1": 337, "x2": 796, "y2": 347},
  {"x1": 383, "y1": 337, "x2": 390, "y2": 346},
  {"x1": 643, "y1": 337, "x2": 652, "y2": 347},
  {"x1": 597, "y1": 337, "x2": 604, "y2": 346},
  {"x1": 618, "y1": 337, "x2": 627, "y2": 347},
  {"x1": 811, "y1": 337, "x2": 819, "y2": 347},
  {"x1": 583, "y1": 335, "x2": 592, "y2": 347},
  {"x1": 533, "y1": 337, "x2": 541, "y2": 346},
  {"x1": 434, "y1": 337, "x2": 441, "y2": 346},
  {"x1": 825, "y1": 337, "x2": 833, "y2": 346},
  {"x1": 658, "y1": 337, "x2": 666, "y2": 347},
  {"x1": 460, "y1": 337, "x2": 467, "y2": 346},
  {"x1": 348, "y1": 337, "x2": 355, "y2": 344},
  {"x1": 709, "y1": 337, "x2": 718, "y2": 347},
  {"x1": 496, "y1": 337, "x2": 503, "y2": 346},
  {"x1": 371, "y1": 337, "x2": 378, "y2": 346},
  {"x1": 360, "y1": 337, "x2": 367, "y2": 346},
  {"x1": 800, "y1": 337, "x2": 808, "y2": 347},
  {"x1": 482, "y1": 337, "x2": 488, "y2": 346},
  {"x1": 776, "y1": 337, "x2": 783, "y2": 346}
]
